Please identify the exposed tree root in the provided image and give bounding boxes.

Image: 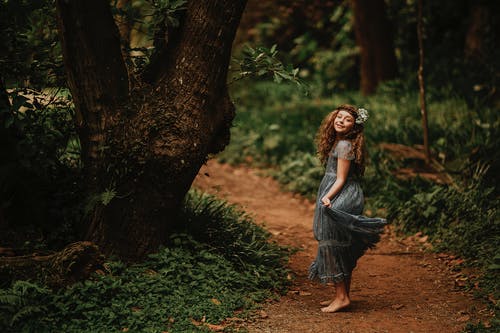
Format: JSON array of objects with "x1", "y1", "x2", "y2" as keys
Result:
[{"x1": 0, "y1": 241, "x2": 103, "y2": 288}]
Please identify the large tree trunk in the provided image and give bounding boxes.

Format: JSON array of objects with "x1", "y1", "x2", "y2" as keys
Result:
[
  {"x1": 350, "y1": 0, "x2": 398, "y2": 95},
  {"x1": 56, "y1": 0, "x2": 247, "y2": 259}
]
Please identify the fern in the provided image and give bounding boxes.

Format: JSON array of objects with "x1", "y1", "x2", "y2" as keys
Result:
[
  {"x1": 10, "y1": 305, "x2": 47, "y2": 326},
  {"x1": 0, "y1": 281, "x2": 51, "y2": 331},
  {"x1": 0, "y1": 294, "x2": 23, "y2": 307}
]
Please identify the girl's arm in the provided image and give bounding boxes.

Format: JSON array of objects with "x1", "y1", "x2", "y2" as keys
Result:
[{"x1": 321, "y1": 158, "x2": 351, "y2": 207}]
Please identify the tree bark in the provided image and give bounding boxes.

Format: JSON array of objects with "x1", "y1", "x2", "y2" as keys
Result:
[
  {"x1": 350, "y1": 0, "x2": 398, "y2": 95},
  {"x1": 56, "y1": 0, "x2": 247, "y2": 259}
]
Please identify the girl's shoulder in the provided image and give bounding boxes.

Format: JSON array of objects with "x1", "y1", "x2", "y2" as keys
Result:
[
  {"x1": 333, "y1": 140, "x2": 355, "y2": 160},
  {"x1": 335, "y1": 139, "x2": 352, "y2": 150}
]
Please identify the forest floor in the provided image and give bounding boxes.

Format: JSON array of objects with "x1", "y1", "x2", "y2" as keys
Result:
[{"x1": 193, "y1": 160, "x2": 491, "y2": 333}]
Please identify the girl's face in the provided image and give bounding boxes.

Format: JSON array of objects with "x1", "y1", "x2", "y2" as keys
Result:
[{"x1": 333, "y1": 110, "x2": 355, "y2": 136}]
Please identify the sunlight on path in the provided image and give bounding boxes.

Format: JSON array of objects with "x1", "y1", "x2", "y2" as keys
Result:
[{"x1": 193, "y1": 160, "x2": 487, "y2": 333}]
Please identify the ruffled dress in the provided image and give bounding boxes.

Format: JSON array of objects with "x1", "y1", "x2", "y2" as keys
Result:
[{"x1": 309, "y1": 140, "x2": 387, "y2": 283}]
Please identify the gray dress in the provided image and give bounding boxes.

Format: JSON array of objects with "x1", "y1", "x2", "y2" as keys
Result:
[{"x1": 309, "y1": 140, "x2": 387, "y2": 283}]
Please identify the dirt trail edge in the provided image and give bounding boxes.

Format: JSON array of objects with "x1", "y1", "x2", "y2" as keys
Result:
[{"x1": 193, "y1": 160, "x2": 488, "y2": 333}]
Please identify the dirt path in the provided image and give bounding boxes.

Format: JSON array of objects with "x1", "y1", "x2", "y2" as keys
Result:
[{"x1": 193, "y1": 160, "x2": 488, "y2": 333}]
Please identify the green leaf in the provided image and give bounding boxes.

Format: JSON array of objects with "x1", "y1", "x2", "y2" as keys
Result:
[{"x1": 100, "y1": 188, "x2": 117, "y2": 206}]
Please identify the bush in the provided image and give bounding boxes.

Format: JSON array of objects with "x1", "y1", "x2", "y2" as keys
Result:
[{"x1": 388, "y1": 180, "x2": 499, "y2": 290}]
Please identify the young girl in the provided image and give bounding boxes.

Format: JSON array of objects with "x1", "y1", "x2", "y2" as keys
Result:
[{"x1": 309, "y1": 104, "x2": 387, "y2": 313}]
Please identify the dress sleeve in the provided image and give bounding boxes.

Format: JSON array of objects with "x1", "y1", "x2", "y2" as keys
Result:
[{"x1": 334, "y1": 140, "x2": 355, "y2": 160}]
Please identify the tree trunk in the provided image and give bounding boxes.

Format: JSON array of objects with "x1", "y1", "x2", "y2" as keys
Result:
[
  {"x1": 56, "y1": 0, "x2": 247, "y2": 259},
  {"x1": 56, "y1": 0, "x2": 129, "y2": 177},
  {"x1": 464, "y1": 1, "x2": 491, "y2": 61},
  {"x1": 417, "y1": 0, "x2": 430, "y2": 164},
  {"x1": 350, "y1": 0, "x2": 398, "y2": 95}
]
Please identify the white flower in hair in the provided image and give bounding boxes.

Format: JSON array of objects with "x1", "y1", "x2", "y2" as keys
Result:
[{"x1": 356, "y1": 108, "x2": 369, "y2": 124}]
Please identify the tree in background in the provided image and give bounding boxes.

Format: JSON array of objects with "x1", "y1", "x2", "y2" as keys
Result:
[
  {"x1": 55, "y1": 0, "x2": 247, "y2": 258},
  {"x1": 350, "y1": 0, "x2": 398, "y2": 95},
  {"x1": 463, "y1": 0, "x2": 500, "y2": 105},
  {"x1": 417, "y1": 0, "x2": 430, "y2": 163}
]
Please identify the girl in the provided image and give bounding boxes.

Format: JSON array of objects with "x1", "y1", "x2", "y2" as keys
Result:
[{"x1": 309, "y1": 104, "x2": 387, "y2": 313}]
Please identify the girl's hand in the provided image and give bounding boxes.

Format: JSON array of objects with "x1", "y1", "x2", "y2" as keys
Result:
[{"x1": 321, "y1": 196, "x2": 331, "y2": 207}]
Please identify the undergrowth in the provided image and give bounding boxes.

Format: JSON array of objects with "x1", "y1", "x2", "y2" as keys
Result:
[{"x1": 0, "y1": 189, "x2": 291, "y2": 333}]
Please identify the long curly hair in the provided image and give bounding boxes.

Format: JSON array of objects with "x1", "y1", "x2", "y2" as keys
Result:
[{"x1": 315, "y1": 104, "x2": 366, "y2": 176}]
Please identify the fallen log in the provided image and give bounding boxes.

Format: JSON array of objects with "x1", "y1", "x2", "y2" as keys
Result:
[
  {"x1": 0, "y1": 241, "x2": 104, "y2": 288},
  {"x1": 378, "y1": 143, "x2": 456, "y2": 186}
]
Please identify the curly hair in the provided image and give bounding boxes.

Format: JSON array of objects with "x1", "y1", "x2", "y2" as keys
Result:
[{"x1": 315, "y1": 104, "x2": 366, "y2": 176}]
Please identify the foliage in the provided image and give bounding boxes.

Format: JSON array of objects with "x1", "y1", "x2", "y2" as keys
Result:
[
  {"x1": 146, "y1": 0, "x2": 187, "y2": 29},
  {"x1": 110, "y1": 0, "x2": 188, "y2": 73},
  {"x1": 225, "y1": 79, "x2": 499, "y2": 189},
  {"x1": 237, "y1": 1, "x2": 499, "y2": 105},
  {"x1": 390, "y1": 179, "x2": 499, "y2": 266},
  {"x1": 0, "y1": 0, "x2": 64, "y2": 88},
  {"x1": 386, "y1": 0, "x2": 500, "y2": 103},
  {"x1": 0, "y1": 0, "x2": 80, "y2": 249},
  {"x1": 0, "y1": 190, "x2": 290, "y2": 333},
  {"x1": 231, "y1": 45, "x2": 302, "y2": 87},
  {"x1": 4, "y1": 88, "x2": 79, "y2": 171},
  {"x1": 298, "y1": 5, "x2": 358, "y2": 94},
  {"x1": 0, "y1": 88, "x2": 81, "y2": 249},
  {"x1": 175, "y1": 189, "x2": 291, "y2": 274},
  {"x1": 269, "y1": 152, "x2": 324, "y2": 198},
  {"x1": 0, "y1": 281, "x2": 51, "y2": 329},
  {"x1": 239, "y1": 0, "x2": 359, "y2": 95}
]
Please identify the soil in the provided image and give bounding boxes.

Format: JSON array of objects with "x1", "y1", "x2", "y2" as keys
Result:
[{"x1": 193, "y1": 160, "x2": 491, "y2": 333}]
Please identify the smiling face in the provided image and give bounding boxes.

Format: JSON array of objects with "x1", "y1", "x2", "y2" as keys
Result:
[{"x1": 333, "y1": 110, "x2": 355, "y2": 136}]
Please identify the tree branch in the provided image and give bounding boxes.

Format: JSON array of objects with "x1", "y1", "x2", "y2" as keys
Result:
[
  {"x1": 152, "y1": 0, "x2": 247, "y2": 156},
  {"x1": 159, "y1": 0, "x2": 246, "y2": 89},
  {"x1": 55, "y1": 0, "x2": 130, "y2": 167}
]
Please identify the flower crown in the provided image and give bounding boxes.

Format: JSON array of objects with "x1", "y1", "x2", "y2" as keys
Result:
[{"x1": 355, "y1": 108, "x2": 369, "y2": 124}]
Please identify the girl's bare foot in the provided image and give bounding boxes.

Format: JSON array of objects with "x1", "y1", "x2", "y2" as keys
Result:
[
  {"x1": 319, "y1": 299, "x2": 334, "y2": 306},
  {"x1": 320, "y1": 297, "x2": 350, "y2": 313}
]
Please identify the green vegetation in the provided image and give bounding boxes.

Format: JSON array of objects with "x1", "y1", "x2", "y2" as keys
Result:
[
  {"x1": 221, "y1": 80, "x2": 499, "y2": 326},
  {"x1": 0, "y1": 190, "x2": 290, "y2": 332}
]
